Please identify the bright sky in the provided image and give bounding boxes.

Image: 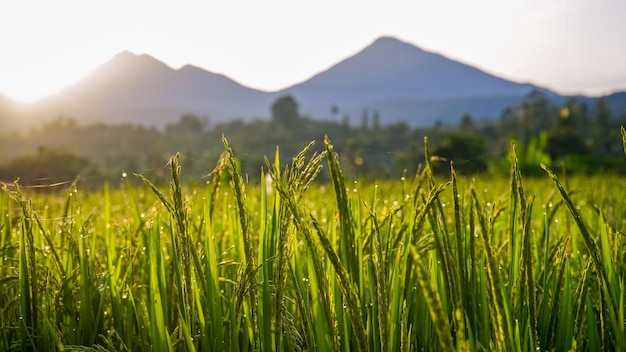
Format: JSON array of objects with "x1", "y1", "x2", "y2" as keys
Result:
[{"x1": 1, "y1": 0, "x2": 625, "y2": 102}]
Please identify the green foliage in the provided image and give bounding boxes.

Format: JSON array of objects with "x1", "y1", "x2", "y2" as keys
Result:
[
  {"x1": 546, "y1": 128, "x2": 589, "y2": 160},
  {"x1": 430, "y1": 133, "x2": 487, "y2": 174},
  {"x1": 166, "y1": 113, "x2": 208, "y2": 134},
  {"x1": 490, "y1": 133, "x2": 552, "y2": 175},
  {"x1": 0, "y1": 147, "x2": 96, "y2": 186},
  {"x1": 1, "y1": 138, "x2": 625, "y2": 351},
  {"x1": 271, "y1": 95, "x2": 301, "y2": 129},
  {"x1": 2, "y1": 91, "x2": 626, "y2": 190}
]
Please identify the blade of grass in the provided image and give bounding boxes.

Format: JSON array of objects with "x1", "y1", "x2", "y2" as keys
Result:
[
  {"x1": 202, "y1": 175, "x2": 226, "y2": 351},
  {"x1": 148, "y1": 217, "x2": 173, "y2": 352},
  {"x1": 7, "y1": 183, "x2": 38, "y2": 350},
  {"x1": 541, "y1": 164, "x2": 612, "y2": 305}
]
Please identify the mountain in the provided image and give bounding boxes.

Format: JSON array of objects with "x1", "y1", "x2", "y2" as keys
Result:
[
  {"x1": 605, "y1": 92, "x2": 626, "y2": 115},
  {"x1": 37, "y1": 51, "x2": 274, "y2": 126},
  {"x1": 3, "y1": 36, "x2": 625, "y2": 131},
  {"x1": 277, "y1": 36, "x2": 553, "y2": 124},
  {"x1": 280, "y1": 36, "x2": 544, "y2": 103}
]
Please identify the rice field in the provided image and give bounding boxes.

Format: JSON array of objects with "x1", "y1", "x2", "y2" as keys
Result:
[{"x1": 1, "y1": 135, "x2": 625, "y2": 351}]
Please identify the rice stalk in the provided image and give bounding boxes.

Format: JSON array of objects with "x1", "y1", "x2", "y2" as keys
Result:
[
  {"x1": 541, "y1": 164, "x2": 614, "y2": 309},
  {"x1": 538, "y1": 235, "x2": 569, "y2": 350},
  {"x1": 421, "y1": 138, "x2": 456, "y2": 317},
  {"x1": 201, "y1": 169, "x2": 226, "y2": 351},
  {"x1": 450, "y1": 162, "x2": 468, "y2": 324},
  {"x1": 410, "y1": 246, "x2": 454, "y2": 351},
  {"x1": 512, "y1": 154, "x2": 538, "y2": 351},
  {"x1": 5, "y1": 183, "x2": 38, "y2": 350},
  {"x1": 266, "y1": 141, "x2": 339, "y2": 351},
  {"x1": 362, "y1": 202, "x2": 388, "y2": 352},
  {"x1": 222, "y1": 136, "x2": 259, "y2": 350},
  {"x1": 324, "y1": 136, "x2": 360, "y2": 286},
  {"x1": 471, "y1": 188, "x2": 510, "y2": 351},
  {"x1": 311, "y1": 218, "x2": 368, "y2": 352},
  {"x1": 265, "y1": 140, "x2": 325, "y2": 350},
  {"x1": 136, "y1": 154, "x2": 199, "y2": 349}
]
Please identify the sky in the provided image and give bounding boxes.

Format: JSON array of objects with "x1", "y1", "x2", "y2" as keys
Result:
[{"x1": 1, "y1": 0, "x2": 625, "y2": 102}]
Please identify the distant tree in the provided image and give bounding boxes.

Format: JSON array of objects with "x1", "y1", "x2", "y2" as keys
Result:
[
  {"x1": 592, "y1": 98, "x2": 613, "y2": 154},
  {"x1": 341, "y1": 114, "x2": 350, "y2": 131},
  {"x1": 166, "y1": 114, "x2": 208, "y2": 134},
  {"x1": 596, "y1": 97, "x2": 611, "y2": 130},
  {"x1": 578, "y1": 101, "x2": 590, "y2": 129},
  {"x1": 331, "y1": 104, "x2": 339, "y2": 118},
  {"x1": 518, "y1": 90, "x2": 555, "y2": 143},
  {"x1": 459, "y1": 113, "x2": 475, "y2": 134},
  {"x1": 489, "y1": 133, "x2": 552, "y2": 176},
  {"x1": 372, "y1": 110, "x2": 381, "y2": 130},
  {"x1": 558, "y1": 97, "x2": 581, "y2": 129},
  {"x1": 546, "y1": 129, "x2": 589, "y2": 160},
  {"x1": 271, "y1": 95, "x2": 301, "y2": 129},
  {"x1": 433, "y1": 120, "x2": 443, "y2": 132},
  {"x1": 0, "y1": 147, "x2": 96, "y2": 187},
  {"x1": 393, "y1": 140, "x2": 423, "y2": 172},
  {"x1": 42, "y1": 115, "x2": 78, "y2": 132},
  {"x1": 431, "y1": 133, "x2": 487, "y2": 174},
  {"x1": 360, "y1": 109, "x2": 370, "y2": 131}
]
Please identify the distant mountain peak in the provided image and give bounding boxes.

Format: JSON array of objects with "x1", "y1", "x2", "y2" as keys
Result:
[
  {"x1": 178, "y1": 64, "x2": 206, "y2": 73},
  {"x1": 110, "y1": 49, "x2": 138, "y2": 59},
  {"x1": 371, "y1": 35, "x2": 415, "y2": 46},
  {"x1": 106, "y1": 50, "x2": 170, "y2": 69},
  {"x1": 371, "y1": 35, "x2": 403, "y2": 43},
  {"x1": 366, "y1": 35, "x2": 428, "y2": 54}
]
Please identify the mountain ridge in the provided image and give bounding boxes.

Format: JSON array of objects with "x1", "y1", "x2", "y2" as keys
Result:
[
  {"x1": 2, "y1": 36, "x2": 624, "y2": 131},
  {"x1": 275, "y1": 36, "x2": 555, "y2": 120}
]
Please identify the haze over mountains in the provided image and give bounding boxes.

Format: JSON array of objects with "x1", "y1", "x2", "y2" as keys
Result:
[{"x1": 1, "y1": 36, "x2": 624, "y2": 131}]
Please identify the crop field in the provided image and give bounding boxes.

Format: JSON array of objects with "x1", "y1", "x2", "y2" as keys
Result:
[{"x1": 1, "y1": 135, "x2": 625, "y2": 351}]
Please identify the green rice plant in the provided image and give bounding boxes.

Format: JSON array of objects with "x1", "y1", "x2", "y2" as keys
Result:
[
  {"x1": 199, "y1": 164, "x2": 226, "y2": 351},
  {"x1": 147, "y1": 214, "x2": 174, "y2": 351},
  {"x1": 17, "y1": 192, "x2": 37, "y2": 351},
  {"x1": 423, "y1": 139, "x2": 459, "y2": 321},
  {"x1": 542, "y1": 164, "x2": 625, "y2": 351},
  {"x1": 410, "y1": 245, "x2": 454, "y2": 351},
  {"x1": 471, "y1": 186, "x2": 510, "y2": 351},
  {"x1": 268, "y1": 141, "x2": 327, "y2": 351},
  {"x1": 222, "y1": 138, "x2": 261, "y2": 351},
  {"x1": 137, "y1": 152, "x2": 231, "y2": 351},
  {"x1": 324, "y1": 136, "x2": 360, "y2": 289},
  {"x1": 362, "y1": 199, "x2": 389, "y2": 352},
  {"x1": 266, "y1": 139, "x2": 340, "y2": 351},
  {"x1": 310, "y1": 217, "x2": 368, "y2": 352},
  {"x1": 0, "y1": 135, "x2": 625, "y2": 351}
]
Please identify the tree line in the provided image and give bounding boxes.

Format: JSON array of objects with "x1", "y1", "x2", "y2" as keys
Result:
[{"x1": 1, "y1": 90, "x2": 625, "y2": 187}]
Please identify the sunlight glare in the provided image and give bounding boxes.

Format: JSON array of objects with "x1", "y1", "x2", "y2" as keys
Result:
[{"x1": 0, "y1": 64, "x2": 83, "y2": 103}]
